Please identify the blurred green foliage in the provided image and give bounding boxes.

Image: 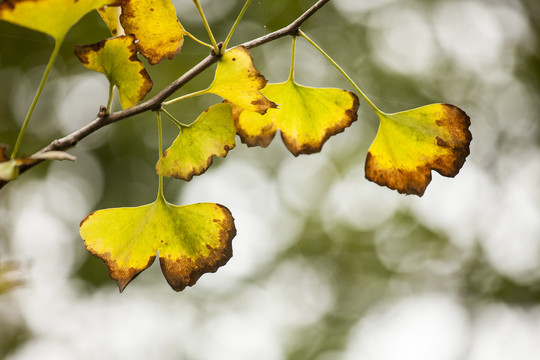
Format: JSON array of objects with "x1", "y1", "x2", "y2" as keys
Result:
[{"x1": 1, "y1": 0, "x2": 540, "y2": 358}]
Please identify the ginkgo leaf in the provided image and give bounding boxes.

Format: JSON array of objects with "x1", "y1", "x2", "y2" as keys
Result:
[
  {"x1": 206, "y1": 46, "x2": 276, "y2": 114},
  {"x1": 120, "y1": 0, "x2": 186, "y2": 65},
  {"x1": 80, "y1": 197, "x2": 236, "y2": 292},
  {"x1": 156, "y1": 103, "x2": 236, "y2": 181},
  {"x1": 232, "y1": 80, "x2": 359, "y2": 156},
  {"x1": 0, "y1": 0, "x2": 118, "y2": 42},
  {"x1": 365, "y1": 103, "x2": 472, "y2": 196},
  {"x1": 98, "y1": 5, "x2": 123, "y2": 36},
  {"x1": 74, "y1": 35, "x2": 153, "y2": 109}
]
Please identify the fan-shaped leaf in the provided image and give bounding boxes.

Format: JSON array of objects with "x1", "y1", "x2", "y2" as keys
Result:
[
  {"x1": 365, "y1": 103, "x2": 472, "y2": 196},
  {"x1": 0, "y1": 0, "x2": 118, "y2": 42},
  {"x1": 206, "y1": 46, "x2": 276, "y2": 114},
  {"x1": 232, "y1": 80, "x2": 359, "y2": 156},
  {"x1": 80, "y1": 198, "x2": 236, "y2": 292},
  {"x1": 120, "y1": 0, "x2": 186, "y2": 65},
  {"x1": 156, "y1": 103, "x2": 236, "y2": 181},
  {"x1": 74, "y1": 35, "x2": 153, "y2": 109}
]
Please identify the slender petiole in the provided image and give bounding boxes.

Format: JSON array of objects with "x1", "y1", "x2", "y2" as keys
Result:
[
  {"x1": 222, "y1": 0, "x2": 252, "y2": 54},
  {"x1": 192, "y1": 0, "x2": 219, "y2": 54},
  {"x1": 156, "y1": 110, "x2": 165, "y2": 202},
  {"x1": 184, "y1": 31, "x2": 215, "y2": 50},
  {"x1": 288, "y1": 35, "x2": 297, "y2": 82},
  {"x1": 298, "y1": 30, "x2": 385, "y2": 116},
  {"x1": 107, "y1": 84, "x2": 115, "y2": 113},
  {"x1": 160, "y1": 107, "x2": 189, "y2": 128},
  {"x1": 162, "y1": 88, "x2": 208, "y2": 106},
  {"x1": 11, "y1": 40, "x2": 63, "y2": 160}
]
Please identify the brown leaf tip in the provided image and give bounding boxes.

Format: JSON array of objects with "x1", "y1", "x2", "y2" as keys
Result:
[
  {"x1": 436, "y1": 104, "x2": 472, "y2": 177},
  {"x1": 365, "y1": 151, "x2": 430, "y2": 196},
  {"x1": 160, "y1": 205, "x2": 236, "y2": 291},
  {"x1": 115, "y1": 256, "x2": 156, "y2": 293}
]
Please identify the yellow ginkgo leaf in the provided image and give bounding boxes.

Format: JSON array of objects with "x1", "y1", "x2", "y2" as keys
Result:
[
  {"x1": 120, "y1": 0, "x2": 186, "y2": 65},
  {"x1": 97, "y1": 5, "x2": 123, "y2": 36},
  {"x1": 156, "y1": 103, "x2": 236, "y2": 181},
  {"x1": 80, "y1": 197, "x2": 236, "y2": 292},
  {"x1": 365, "y1": 103, "x2": 472, "y2": 196},
  {"x1": 74, "y1": 35, "x2": 153, "y2": 109},
  {"x1": 0, "y1": 0, "x2": 119, "y2": 42},
  {"x1": 232, "y1": 80, "x2": 359, "y2": 156},
  {"x1": 206, "y1": 46, "x2": 276, "y2": 114}
]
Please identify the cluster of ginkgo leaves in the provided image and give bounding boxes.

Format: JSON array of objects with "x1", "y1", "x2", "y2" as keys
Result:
[{"x1": 0, "y1": 0, "x2": 472, "y2": 292}]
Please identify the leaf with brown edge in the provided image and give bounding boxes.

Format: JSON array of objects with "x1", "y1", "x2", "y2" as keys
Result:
[
  {"x1": 74, "y1": 35, "x2": 153, "y2": 109},
  {"x1": 156, "y1": 103, "x2": 236, "y2": 181},
  {"x1": 120, "y1": 0, "x2": 186, "y2": 65},
  {"x1": 0, "y1": 0, "x2": 119, "y2": 42},
  {"x1": 80, "y1": 197, "x2": 236, "y2": 292},
  {"x1": 230, "y1": 80, "x2": 359, "y2": 156},
  {"x1": 365, "y1": 103, "x2": 472, "y2": 196},
  {"x1": 97, "y1": 5, "x2": 123, "y2": 36},
  {"x1": 206, "y1": 46, "x2": 276, "y2": 114}
]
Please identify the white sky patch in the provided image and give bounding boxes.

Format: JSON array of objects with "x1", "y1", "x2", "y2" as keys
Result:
[
  {"x1": 468, "y1": 304, "x2": 540, "y2": 360},
  {"x1": 368, "y1": 4, "x2": 438, "y2": 76},
  {"x1": 432, "y1": 1, "x2": 529, "y2": 76},
  {"x1": 277, "y1": 153, "x2": 337, "y2": 214},
  {"x1": 343, "y1": 293, "x2": 470, "y2": 360},
  {"x1": 321, "y1": 165, "x2": 402, "y2": 232},
  {"x1": 478, "y1": 149, "x2": 540, "y2": 281},
  {"x1": 333, "y1": 0, "x2": 397, "y2": 19},
  {"x1": 407, "y1": 163, "x2": 494, "y2": 249}
]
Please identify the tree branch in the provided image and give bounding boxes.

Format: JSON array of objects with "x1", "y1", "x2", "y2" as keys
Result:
[{"x1": 0, "y1": 0, "x2": 330, "y2": 189}]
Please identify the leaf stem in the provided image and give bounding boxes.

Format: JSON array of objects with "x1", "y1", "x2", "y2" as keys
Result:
[
  {"x1": 156, "y1": 110, "x2": 165, "y2": 201},
  {"x1": 222, "y1": 0, "x2": 252, "y2": 54},
  {"x1": 162, "y1": 88, "x2": 208, "y2": 106},
  {"x1": 107, "y1": 84, "x2": 115, "y2": 113},
  {"x1": 288, "y1": 35, "x2": 296, "y2": 82},
  {"x1": 192, "y1": 0, "x2": 220, "y2": 54},
  {"x1": 10, "y1": 40, "x2": 62, "y2": 159},
  {"x1": 298, "y1": 30, "x2": 385, "y2": 116},
  {"x1": 184, "y1": 31, "x2": 215, "y2": 50},
  {"x1": 5, "y1": 0, "x2": 332, "y2": 188},
  {"x1": 160, "y1": 107, "x2": 189, "y2": 128}
]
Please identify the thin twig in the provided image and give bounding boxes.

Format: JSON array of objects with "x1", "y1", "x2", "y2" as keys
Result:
[{"x1": 0, "y1": 0, "x2": 330, "y2": 189}]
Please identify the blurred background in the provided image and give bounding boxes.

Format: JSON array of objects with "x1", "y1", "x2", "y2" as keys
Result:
[{"x1": 1, "y1": 0, "x2": 540, "y2": 358}]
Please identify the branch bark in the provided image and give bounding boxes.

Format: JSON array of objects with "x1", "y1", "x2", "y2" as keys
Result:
[{"x1": 0, "y1": 0, "x2": 330, "y2": 189}]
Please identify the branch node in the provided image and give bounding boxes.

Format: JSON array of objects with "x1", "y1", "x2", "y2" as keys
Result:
[
  {"x1": 2, "y1": 0, "x2": 331, "y2": 191},
  {"x1": 51, "y1": 139, "x2": 62, "y2": 150},
  {"x1": 97, "y1": 105, "x2": 108, "y2": 118},
  {"x1": 213, "y1": 42, "x2": 224, "y2": 58}
]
